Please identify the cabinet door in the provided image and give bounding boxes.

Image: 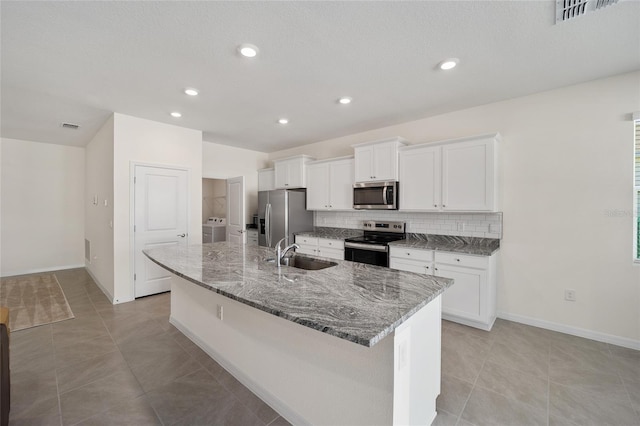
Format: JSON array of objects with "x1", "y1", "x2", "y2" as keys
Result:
[
  {"x1": 372, "y1": 142, "x2": 397, "y2": 181},
  {"x1": 274, "y1": 160, "x2": 289, "y2": 189},
  {"x1": 442, "y1": 139, "x2": 494, "y2": 211},
  {"x1": 307, "y1": 164, "x2": 330, "y2": 210},
  {"x1": 288, "y1": 159, "x2": 305, "y2": 188},
  {"x1": 399, "y1": 146, "x2": 441, "y2": 211},
  {"x1": 435, "y1": 265, "x2": 485, "y2": 321},
  {"x1": 354, "y1": 146, "x2": 374, "y2": 182},
  {"x1": 297, "y1": 244, "x2": 316, "y2": 256},
  {"x1": 258, "y1": 169, "x2": 275, "y2": 192},
  {"x1": 328, "y1": 160, "x2": 354, "y2": 210}
]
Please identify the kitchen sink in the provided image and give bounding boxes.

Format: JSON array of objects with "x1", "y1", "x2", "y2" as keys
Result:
[{"x1": 264, "y1": 255, "x2": 338, "y2": 271}]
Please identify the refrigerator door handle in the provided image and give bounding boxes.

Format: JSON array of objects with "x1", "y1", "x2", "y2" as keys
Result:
[{"x1": 266, "y1": 203, "x2": 271, "y2": 247}]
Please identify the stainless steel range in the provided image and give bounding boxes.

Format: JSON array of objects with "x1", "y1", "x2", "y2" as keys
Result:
[{"x1": 344, "y1": 220, "x2": 406, "y2": 267}]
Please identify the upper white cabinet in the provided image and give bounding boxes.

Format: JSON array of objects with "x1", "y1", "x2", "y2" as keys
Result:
[
  {"x1": 399, "y1": 134, "x2": 499, "y2": 212},
  {"x1": 352, "y1": 137, "x2": 407, "y2": 183},
  {"x1": 307, "y1": 157, "x2": 354, "y2": 211},
  {"x1": 274, "y1": 155, "x2": 315, "y2": 189},
  {"x1": 258, "y1": 168, "x2": 275, "y2": 192}
]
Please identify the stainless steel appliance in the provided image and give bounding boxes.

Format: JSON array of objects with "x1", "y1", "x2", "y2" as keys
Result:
[
  {"x1": 353, "y1": 181, "x2": 399, "y2": 210},
  {"x1": 258, "y1": 189, "x2": 314, "y2": 248},
  {"x1": 344, "y1": 220, "x2": 405, "y2": 267}
]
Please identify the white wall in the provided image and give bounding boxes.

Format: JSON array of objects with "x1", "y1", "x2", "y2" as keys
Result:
[
  {"x1": 202, "y1": 141, "x2": 269, "y2": 225},
  {"x1": 112, "y1": 113, "x2": 203, "y2": 303},
  {"x1": 84, "y1": 116, "x2": 115, "y2": 299},
  {"x1": 269, "y1": 72, "x2": 640, "y2": 346},
  {"x1": 1, "y1": 138, "x2": 85, "y2": 276},
  {"x1": 202, "y1": 178, "x2": 227, "y2": 222}
]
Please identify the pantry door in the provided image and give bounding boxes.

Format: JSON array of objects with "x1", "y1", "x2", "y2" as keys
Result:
[
  {"x1": 133, "y1": 165, "x2": 189, "y2": 298},
  {"x1": 226, "y1": 176, "x2": 245, "y2": 244}
]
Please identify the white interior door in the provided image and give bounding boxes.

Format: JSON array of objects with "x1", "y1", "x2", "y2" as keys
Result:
[
  {"x1": 226, "y1": 176, "x2": 245, "y2": 244},
  {"x1": 134, "y1": 165, "x2": 189, "y2": 298}
]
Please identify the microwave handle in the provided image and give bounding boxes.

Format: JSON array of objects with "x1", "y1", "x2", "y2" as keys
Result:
[{"x1": 383, "y1": 186, "x2": 389, "y2": 205}]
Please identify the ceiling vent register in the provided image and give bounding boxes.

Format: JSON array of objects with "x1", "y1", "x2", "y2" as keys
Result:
[
  {"x1": 556, "y1": 0, "x2": 620, "y2": 22},
  {"x1": 60, "y1": 122, "x2": 80, "y2": 130}
]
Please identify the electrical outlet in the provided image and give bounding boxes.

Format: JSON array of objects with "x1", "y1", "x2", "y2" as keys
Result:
[
  {"x1": 564, "y1": 289, "x2": 577, "y2": 302},
  {"x1": 217, "y1": 304, "x2": 224, "y2": 320}
]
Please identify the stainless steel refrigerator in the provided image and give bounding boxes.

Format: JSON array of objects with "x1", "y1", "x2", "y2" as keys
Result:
[{"x1": 258, "y1": 189, "x2": 314, "y2": 248}]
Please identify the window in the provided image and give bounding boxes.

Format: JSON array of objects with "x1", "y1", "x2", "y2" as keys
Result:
[{"x1": 635, "y1": 119, "x2": 640, "y2": 259}]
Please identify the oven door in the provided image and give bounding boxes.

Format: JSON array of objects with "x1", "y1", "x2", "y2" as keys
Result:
[
  {"x1": 353, "y1": 181, "x2": 397, "y2": 210},
  {"x1": 344, "y1": 243, "x2": 389, "y2": 267}
]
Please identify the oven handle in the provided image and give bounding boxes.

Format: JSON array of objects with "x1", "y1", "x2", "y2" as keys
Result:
[{"x1": 344, "y1": 242, "x2": 389, "y2": 252}]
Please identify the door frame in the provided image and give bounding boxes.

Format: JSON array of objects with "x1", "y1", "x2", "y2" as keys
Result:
[{"x1": 129, "y1": 161, "x2": 191, "y2": 299}]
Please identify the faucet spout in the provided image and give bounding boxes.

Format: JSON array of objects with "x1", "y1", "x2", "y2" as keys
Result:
[{"x1": 275, "y1": 237, "x2": 299, "y2": 268}]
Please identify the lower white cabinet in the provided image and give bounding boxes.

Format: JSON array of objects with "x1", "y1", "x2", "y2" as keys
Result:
[
  {"x1": 295, "y1": 236, "x2": 345, "y2": 260},
  {"x1": 390, "y1": 246, "x2": 497, "y2": 330},
  {"x1": 247, "y1": 229, "x2": 259, "y2": 246}
]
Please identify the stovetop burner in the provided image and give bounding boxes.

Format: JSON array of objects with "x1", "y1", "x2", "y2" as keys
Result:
[{"x1": 344, "y1": 220, "x2": 406, "y2": 246}]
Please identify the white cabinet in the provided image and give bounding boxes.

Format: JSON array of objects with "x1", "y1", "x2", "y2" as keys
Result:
[
  {"x1": 258, "y1": 168, "x2": 275, "y2": 192},
  {"x1": 295, "y1": 236, "x2": 345, "y2": 260},
  {"x1": 399, "y1": 134, "x2": 499, "y2": 212},
  {"x1": 274, "y1": 155, "x2": 315, "y2": 189},
  {"x1": 352, "y1": 138, "x2": 407, "y2": 183},
  {"x1": 247, "y1": 229, "x2": 259, "y2": 246},
  {"x1": 389, "y1": 246, "x2": 497, "y2": 331},
  {"x1": 307, "y1": 157, "x2": 354, "y2": 211}
]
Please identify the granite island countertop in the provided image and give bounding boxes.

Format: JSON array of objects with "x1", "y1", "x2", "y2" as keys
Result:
[
  {"x1": 390, "y1": 234, "x2": 500, "y2": 256},
  {"x1": 144, "y1": 242, "x2": 452, "y2": 347}
]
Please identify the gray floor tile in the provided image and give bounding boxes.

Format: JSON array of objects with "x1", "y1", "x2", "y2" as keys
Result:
[
  {"x1": 75, "y1": 395, "x2": 161, "y2": 426},
  {"x1": 486, "y1": 341, "x2": 549, "y2": 378},
  {"x1": 432, "y1": 409, "x2": 460, "y2": 426},
  {"x1": 146, "y1": 368, "x2": 236, "y2": 426},
  {"x1": 437, "y1": 374, "x2": 473, "y2": 416},
  {"x1": 53, "y1": 333, "x2": 118, "y2": 369},
  {"x1": 56, "y1": 350, "x2": 131, "y2": 394},
  {"x1": 267, "y1": 416, "x2": 294, "y2": 426},
  {"x1": 442, "y1": 328, "x2": 492, "y2": 383},
  {"x1": 476, "y1": 361, "x2": 548, "y2": 410},
  {"x1": 549, "y1": 382, "x2": 639, "y2": 426},
  {"x1": 461, "y1": 386, "x2": 547, "y2": 426},
  {"x1": 10, "y1": 368, "x2": 59, "y2": 420},
  {"x1": 60, "y1": 369, "x2": 144, "y2": 425}
]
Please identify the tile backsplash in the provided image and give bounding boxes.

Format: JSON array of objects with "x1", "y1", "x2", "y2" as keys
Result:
[{"x1": 314, "y1": 211, "x2": 503, "y2": 239}]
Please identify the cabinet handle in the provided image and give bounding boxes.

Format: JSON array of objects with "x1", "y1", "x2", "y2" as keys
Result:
[
  {"x1": 442, "y1": 204, "x2": 446, "y2": 207},
  {"x1": 434, "y1": 204, "x2": 438, "y2": 208},
  {"x1": 329, "y1": 205, "x2": 332, "y2": 208},
  {"x1": 435, "y1": 267, "x2": 438, "y2": 271},
  {"x1": 406, "y1": 252, "x2": 411, "y2": 256},
  {"x1": 455, "y1": 258, "x2": 460, "y2": 262}
]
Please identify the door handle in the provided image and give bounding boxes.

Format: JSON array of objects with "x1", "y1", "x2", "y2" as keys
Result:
[
  {"x1": 237, "y1": 230, "x2": 245, "y2": 233},
  {"x1": 177, "y1": 234, "x2": 186, "y2": 237}
]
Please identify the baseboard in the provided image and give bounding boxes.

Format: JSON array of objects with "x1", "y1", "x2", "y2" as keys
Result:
[
  {"x1": 497, "y1": 311, "x2": 640, "y2": 351},
  {"x1": 85, "y1": 268, "x2": 114, "y2": 304},
  {"x1": 1, "y1": 264, "x2": 85, "y2": 278},
  {"x1": 170, "y1": 316, "x2": 307, "y2": 426}
]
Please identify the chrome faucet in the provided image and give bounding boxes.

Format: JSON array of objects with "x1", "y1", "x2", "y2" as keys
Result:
[{"x1": 275, "y1": 237, "x2": 299, "y2": 267}]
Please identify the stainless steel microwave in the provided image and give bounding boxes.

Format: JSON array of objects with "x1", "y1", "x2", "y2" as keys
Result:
[{"x1": 353, "y1": 181, "x2": 398, "y2": 210}]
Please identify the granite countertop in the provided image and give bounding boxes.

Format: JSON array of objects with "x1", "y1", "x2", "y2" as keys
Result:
[
  {"x1": 390, "y1": 234, "x2": 500, "y2": 256},
  {"x1": 295, "y1": 226, "x2": 363, "y2": 240},
  {"x1": 144, "y1": 242, "x2": 452, "y2": 347}
]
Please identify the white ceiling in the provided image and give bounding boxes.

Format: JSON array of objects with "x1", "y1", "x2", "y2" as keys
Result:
[{"x1": 1, "y1": 1, "x2": 639, "y2": 153}]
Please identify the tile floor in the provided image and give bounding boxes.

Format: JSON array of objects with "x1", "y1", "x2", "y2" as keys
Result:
[{"x1": 6, "y1": 268, "x2": 640, "y2": 425}]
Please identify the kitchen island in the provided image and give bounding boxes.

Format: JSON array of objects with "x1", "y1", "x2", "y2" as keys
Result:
[{"x1": 144, "y1": 242, "x2": 452, "y2": 425}]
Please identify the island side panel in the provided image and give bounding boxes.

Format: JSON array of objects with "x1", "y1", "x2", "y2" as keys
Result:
[
  {"x1": 393, "y1": 295, "x2": 441, "y2": 425},
  {"x1": 170, "y1": 275, "x2": 395, "y2": 426}
]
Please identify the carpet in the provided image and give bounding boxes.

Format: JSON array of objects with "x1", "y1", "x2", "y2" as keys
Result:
[{"x1": 0, "y1": 273, "x2": 75, "y2": 331}]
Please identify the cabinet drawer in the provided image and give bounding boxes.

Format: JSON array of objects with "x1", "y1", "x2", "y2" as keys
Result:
[
  {"x1": 317, "y1": 247, "x2": 344, "y2": 260},
  {"x1": 435, "y1": 252, "x2": 488, "y2": 269},
  {"x1": 318, "y1": 238, "x2": 344, "y2": 250},
  {"x1": 390, "y1": 258, "x2": 434, "y2": 275},
  {"x1": 295, "y1": 236, "x2": 318, "y2": 246},
  {"x1": 297, "y1": 245, "x2": 316, "y2": 256},
  {"x1": 390, "y1": 246, "x2": 434, "y2": 262}
]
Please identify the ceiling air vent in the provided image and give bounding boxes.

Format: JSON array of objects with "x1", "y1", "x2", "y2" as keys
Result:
[
  {"x1": 556, "y1": 0, "x2": 620, "y2": 22},
  {"x1": 60, "y1": 122, "x2": 80, "y2": 130}
]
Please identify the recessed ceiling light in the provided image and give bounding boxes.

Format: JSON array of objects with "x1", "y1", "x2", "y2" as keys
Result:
[
  {"x1": 171, "y1": 112, "x2": 182, "y2": 118},
  {"x1": 438, "y1": 58, "x2": 459, "y2": 70},
  {"x1": 238, "y1": 44, "x2": 259, "y2": 58},
  {"x1": 278, "y1": 118, "x2": 289, "y2": 125},
  {"x1": 338, "y1": 97, "x2": 353, "y2": 105},
  {"x1": 184, "y1": 88, "x2": 198, "y2": 96}
]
